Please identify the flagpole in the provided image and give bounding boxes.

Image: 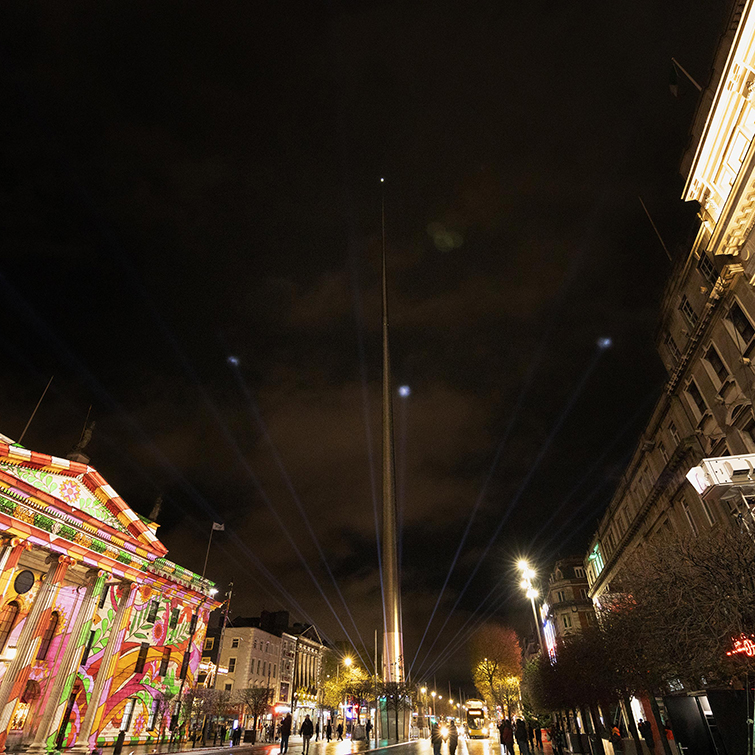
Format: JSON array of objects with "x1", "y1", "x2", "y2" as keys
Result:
[
  {"x1": 202, "y1": 526, "x2": 214, "y2": 579},
  {"x1": 672, "y1": 57, "x2": 703, "y2": 92}
]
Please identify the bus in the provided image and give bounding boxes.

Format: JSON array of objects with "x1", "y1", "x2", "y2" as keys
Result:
[{"x1": 464, "y1": 700, "x2": 489, "y2": 738}]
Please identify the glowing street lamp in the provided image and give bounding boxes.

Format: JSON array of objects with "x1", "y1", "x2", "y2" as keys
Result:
[{"x1": 518, "y1": 560, "x2": 545, "y2": 653}]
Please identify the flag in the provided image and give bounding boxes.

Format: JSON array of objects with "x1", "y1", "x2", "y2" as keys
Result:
[
  {"x1": 669, "y1": 60, "x2": 680, "y2": 98},
  {"x1": 212, "y1": 522, "x2": 225, "y2": 531}
]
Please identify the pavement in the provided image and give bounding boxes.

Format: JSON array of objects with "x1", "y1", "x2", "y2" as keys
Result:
[{"x1": 112, "y1": 735, "x2": 554, "y2": 755}]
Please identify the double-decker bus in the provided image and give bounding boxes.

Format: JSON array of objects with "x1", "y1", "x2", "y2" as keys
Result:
[{"x1": 464, "y1": 700, "x2": 489, "y2": 738}]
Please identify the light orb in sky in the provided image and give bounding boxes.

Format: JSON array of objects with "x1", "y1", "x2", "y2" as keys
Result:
[
  {"x1": 227, "y1": 355, "x2": 240, "y2": 366},
  {"x1": 398, "y1": 385, "x2": 411, "y2": 397},
  {"x1": 597, "y1": 337, "x2": 613, "y2": 350}
]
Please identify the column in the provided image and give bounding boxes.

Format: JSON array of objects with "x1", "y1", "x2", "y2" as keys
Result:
[
  {"x1": 70, "y1": 581, "x2": 136, "y2": 755},
  {"x1": 0, "y1": 554, "x2": 74, "y2": 754},
  {"x1": 0, "y1": 539, "x2": 30, "y2": 602},
  {"x1": 26, "y1": 570, "x2": 108, "y2": 754}
]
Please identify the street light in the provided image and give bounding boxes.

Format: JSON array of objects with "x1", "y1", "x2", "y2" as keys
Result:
[{"x1": 518, "y1": 561, "x2": 545, "y2": 653}]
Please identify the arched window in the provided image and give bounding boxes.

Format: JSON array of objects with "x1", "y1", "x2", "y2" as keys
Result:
[
  {"x1": 37, "y1": 611, "x2": 59, "y2": 660},
  {"x1": 0, "y1": 602, "x2": 19, "y2": 653}
]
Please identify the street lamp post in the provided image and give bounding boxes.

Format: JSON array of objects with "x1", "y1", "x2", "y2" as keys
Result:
[{"x1": 518, "y1": 561, "x2": 545, "y2": 652}]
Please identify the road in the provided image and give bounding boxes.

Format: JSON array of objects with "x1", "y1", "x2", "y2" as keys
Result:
[{"x1": 120, "y1": 734, "x2": 551, "y2": 755}]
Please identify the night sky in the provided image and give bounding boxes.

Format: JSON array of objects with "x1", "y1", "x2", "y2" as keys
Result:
[{"x1": 0, "y1": 1, "x2": 727, "y2": 687}]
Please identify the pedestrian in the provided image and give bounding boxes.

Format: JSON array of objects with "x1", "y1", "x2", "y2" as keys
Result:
[
  {"x1": 515, "y1": 718, "x2": 530, "y2": 755},
  {"x1": 610, "y1": 724, "x2": 623, "y2": 753},
  {"x1": 315, "y1": 720, "x2": 320, "y2": 741},
  {"x1": 365, "y1": 720, "x2": 372, "y2": 741},
  {"x1": 280, "y1": 713, "x2": 292, "y2": 754},
  {"x1": 498, "y1": 719, "x2": 514, "y2": 755},
  {"x1": 534, "y1": 724, "x2": 542, "y2": 750},
  {"x1": 638, "y1": 719, "x2": 654, "y2": 753},
  {"x1": 527, "y1": 720, "x2": 535, "y2": 751},
  {"x1": 336, "y1": 722, "x2": 344, "y2": 741},
  {"x1": 300, "y1": 715, "x2": 314, "y2": 755},
  {"x1": 551, "y1": 725, "x2": 565, "y2": 755},
  {"x1": 326, "y1": 722, "x2": 332, "y2": 742},
  {"x1": 431, "y1": 721, "x2": 442, "y2": 755},
  {"x1": 448, "y1": 720, "x2": 458, "y2": 755}
]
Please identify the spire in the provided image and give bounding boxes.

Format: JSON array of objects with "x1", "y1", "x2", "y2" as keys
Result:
[{"x1": 380, "y1": 178, "x2": 405, "y2": 683}]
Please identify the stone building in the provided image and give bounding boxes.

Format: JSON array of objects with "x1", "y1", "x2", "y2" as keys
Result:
[
  {"x1": 585, "y1": 0, "x2": 755, "y2": 605},
  {"x1": 541, "y1": 556, "x2": 595, "y2": 661},
  {"x1": 0, "y1": 435, "x2": 215, "y2": 752}
]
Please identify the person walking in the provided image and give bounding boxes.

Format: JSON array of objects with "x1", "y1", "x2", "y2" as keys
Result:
[
  {"x1": 448, "y1": 720, "x2": 458, "y2": 755},
  {"x1": 534, "y1": 723, "x2": 542, "y2": 750},
  {"x1": 365, "y1": 720, "x2": 372, "y2": 741},
  {"x1": 515, "y1": 718, "x2": 530, "y2": 755},
  {"x1": 336, "y1": 722, "x2": 344, "y2": 741},
  {"x1": 326, "y1": 721, "x2": 332, "y2": 742},
  {"x1": 300, "y1": 715, "x2": 314, "y2": 755},
  {"x1": 280, "y1": 713, "x2": 292, "y2": 754},
  {"x1": 498, "y1": 719, "x2": 514, "y2": 755},
  {"x1": 527, "y1": 721, "x2": 535, "y2": 751},
  {"x1": 431, "y1": 721, "x2": 443, "y2": 755},
  {"x1": 315, "y1": 720, "x2": 320, "y2": 741},
  {"x1": 610, "y1": 724, "x2": 624, "y2": 753},
  {"x1": 638, "y1": 719, "x2": 655, "y2": 754}
]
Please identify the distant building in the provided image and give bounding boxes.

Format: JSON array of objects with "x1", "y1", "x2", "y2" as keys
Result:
[
  {"x1": 0, "y1": 437, "x2": 216, "y2": 752},
  {"x1": 541, "y1": 557, "x2": 595, "y2": 660},
  {"x1": 206, "y1": 611, "x2": 326, "y2": 727}
]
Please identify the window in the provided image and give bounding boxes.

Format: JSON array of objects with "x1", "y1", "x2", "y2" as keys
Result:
[
  {"x1": 231, "y1": 638, "x2": 240, "y2": 648},
  {"x1": 682, "y1": 501, "x2": 699, "y2": 537},
  {"x1": 169, "y1": 608, "x2": 180, "y2": 629},
  {"x1": 658, "y1": 440, "x2": 669, "y2": 464},
  {"x1": 159, "y1": 648, "x2": 171, "y2": 677},
  {"x1": 0, "y1": 602, "x2": 19, "y2": 654},
  {"x1": 589, "y1": 543, "x2": 605, "y2": 577},
  {"x1": 81, "y1": 629, "x2": 96, "y2": 666},
  {"x1": 147, "y1": 600, "x2": 160, "y2": 624},
  {"x1": 262, "y1": 661, "x2": 266, "y2": 675},
  {"x1": 266, "y1": 642, "x2": 270, "y2": 653},
  {"x1": 37, "y1": 611, "x2": 59, "y2": 660},
  {"x1": 180, "y1": 652, "x2": 190, "y2": 680},
  {"x1": 228, "y1": 657, "x2": 236, "y2": 673},
  {"x1": 729, "y1": 301, "x2": 755, "y2": 348},
  {"x1": 669, "y1": 422, "x2": 680, "y2": 446},
  {"x1": 121, "y1": 698, "x2": 136, "y2": 731},
  {"x1": 225, "y1": 683, "x2": 233, "y2": 692},
  {"x1": 201, "y1": 656, "x2": 211, "y2": 664},
  {"x1": 253, "y1": 640, "x2": 257, "y2": 649},
  {"x1": 189, "y1": 613, "x2": 198, "y2": 635},
  {"x1": 686, "y1": 381, "x2": 708, "y2": 418},
  {"x1": 697, "y1": 253, "x2": 717, "y2": 287},
  {"x1": 574, "y1": 566, "x2": 585, "y2": 579},
  {"x1": 148, "y1": 699, "x2": 159, "y2": 730},
  {"x1": 579, "y1": 588, "x2": 589, "y2": 600},
  {"x1": 273, "y1": 664, "x2": 276, "y2": 678},
  {"x1": 257, "y1": 660, "x2": 261, "y2": 674},
  {"x1": 99, "y1": 584, "x2": 110, "y2": 610},
  {"x1": 204, "y1": 637, "x2": 214, "y2": 651},
  {"x1": 680, "y1": 295, "x2": 698, "y2": 327},
  {"x1": 665, "y1": 333, "x2": 681, "y2": 364},
  {"x1": 700, "y1": 496, "x2": 716, "y2": 526},
  {"x1": 705, "y1": 346, "x2": 729, "y2": 383},
  {"x1": 135, "y1": 642, "x2": 150, "y2": 674},
  {"x1": 562, "y1": 615, "x2": 572, "y2": 629},
  {"x1": 556, "y1": 590, "x2": 566, "y2": 602}
]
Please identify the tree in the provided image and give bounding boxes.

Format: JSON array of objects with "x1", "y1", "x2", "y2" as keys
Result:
[
  {"x1": 380, "y1": 681, "x2": 412, "y2": 741},
  {"x1": 470, "y1": 623, "x2": 522, "y2": 716},
  {"x1": 236, "y1": 685, "x2": 272, "y2": 744}
]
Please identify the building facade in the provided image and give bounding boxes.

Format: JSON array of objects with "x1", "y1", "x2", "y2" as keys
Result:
[
  {"x1": 212, "y1": 626, "x2": 281, "y2": 700},
  {"x1": 586, "y1": 0, "x2": 755, "y2": 604},
  {"x1": 541, "y1": 556, "x2": 595, "y2": 661},
  {"x1": 0, "y1": 436, "x2": 216, "y2": 752}
]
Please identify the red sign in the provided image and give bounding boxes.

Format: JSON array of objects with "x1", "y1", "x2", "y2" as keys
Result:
[{"x1": 727, "y1": 635, "x2": 755, "y2": 657}]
